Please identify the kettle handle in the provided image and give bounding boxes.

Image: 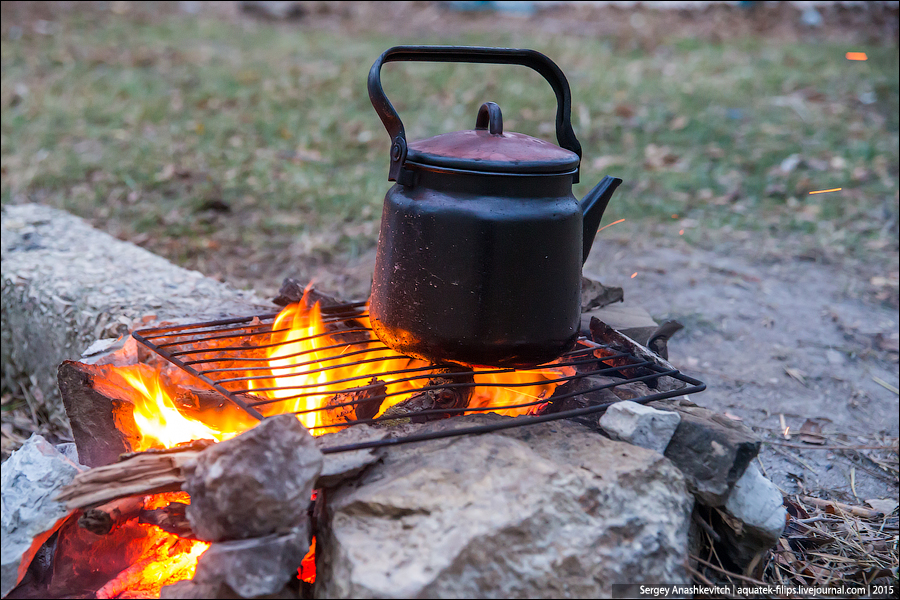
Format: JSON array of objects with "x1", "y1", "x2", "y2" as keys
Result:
[{"x1": 368, "y1": 46, "x2": 583, "y2": 183}]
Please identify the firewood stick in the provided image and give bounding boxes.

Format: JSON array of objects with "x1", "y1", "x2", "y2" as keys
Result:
[
  {"x1": 56, "y1": 451, "x2": 199, "y2": 511},
  {"x1": 78, "y1": 496, "x2": 145, "y2": 535},
  {"x1": 800, "y1": 495, "x2": 886, "y2": 519}
]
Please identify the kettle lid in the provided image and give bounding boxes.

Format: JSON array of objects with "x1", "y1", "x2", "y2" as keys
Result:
[{"x1": 406, "y1": 102, "x2": 580, "y2": 175}]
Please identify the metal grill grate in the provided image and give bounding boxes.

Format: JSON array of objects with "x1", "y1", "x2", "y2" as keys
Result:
[{"x1": 132, "y1": 300, "x2": 705, "y2": 454}]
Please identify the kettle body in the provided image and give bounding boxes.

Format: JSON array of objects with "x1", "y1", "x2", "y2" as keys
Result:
[{"x1": 370, "y1": 167, "x2": 583, "y2": 367}]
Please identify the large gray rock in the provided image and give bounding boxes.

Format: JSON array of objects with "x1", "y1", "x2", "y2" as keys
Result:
[
  {"x1": 315, "y1": 416, "x2": 693, "y2": 599},
  {"x1": 1, "y1": 435, "x2": 85, "y2": 597},
  {"x1": 599, "y1": 400, "x2": 681, "y2": 454},
  {"x1": 184, "y1": 415, "x2": 323, "y2": 541},
  {"x1": 192, "y1": 527, "x2": 309, "y2": 598},
  {"x1": 1, "y1": 203, "x2": 270, "y2": 434}
]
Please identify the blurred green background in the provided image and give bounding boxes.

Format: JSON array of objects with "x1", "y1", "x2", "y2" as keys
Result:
[{"x1": 2, "y1": 1, "x2": 897, "y2": 301}]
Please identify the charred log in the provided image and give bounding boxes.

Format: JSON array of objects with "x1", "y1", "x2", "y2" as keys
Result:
[
  {"x1": 139, "y1": 502, "x2": 194, "y2": 538},
  {"x1": 324, "y1": 377, "x2": 388, "y2": 425},
  {"x1": 272, "y1": 279, "x2": 344, "y2": 309},
  {"x1": 588, "y1": 317, "x2": 685, "y2": 392},
  {"x1": 78, "y1": 496, "x2": 144, "y2": 535},
  {"x1": 379, "y1": 369, "x2": 474, "y2": 425}
]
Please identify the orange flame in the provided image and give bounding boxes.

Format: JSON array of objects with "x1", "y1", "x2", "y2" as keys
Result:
[
  {"x1": 116, "y1": 364, "x2": 246, "y2": 452},
  {"x1": 119, "y1": 296, "x2": 563, "y2": 442}
]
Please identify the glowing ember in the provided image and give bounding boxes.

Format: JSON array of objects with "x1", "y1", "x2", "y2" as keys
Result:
[
  {"x1": 845, "y1": 52, "x2": 867, "y2": 61},
  {"x1": 90, "y1": 491, "x2": 209, "y2": 599},
  {"x1": 808, "y1": 188, "x2": 842, "y2": 195},
  {"x1": 595, "y1": 217, "x2": 625, "y2": 233},
  {"x1": 299, "y1": 536, "x2": 316, "y2": 584},
  {"x1": 631, "y1": 272, "x2": 638, "y2": 279}
]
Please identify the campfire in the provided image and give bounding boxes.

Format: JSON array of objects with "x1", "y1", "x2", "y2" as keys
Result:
[{"x1": 3, "y1": 280, "x2": 704, "y2": 599}]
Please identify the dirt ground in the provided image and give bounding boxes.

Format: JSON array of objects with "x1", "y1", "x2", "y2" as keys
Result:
[{"x1": 585, "y1": 230, "x2": 899, "y2": 502}]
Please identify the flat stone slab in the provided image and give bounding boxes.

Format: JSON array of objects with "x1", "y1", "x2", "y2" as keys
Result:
[
  {"x1": 1, "y1": 203, "x2": 272, "y2": 432},
  {"x1": 315, "y1": 415, "x2": 693, "y2": 599}
]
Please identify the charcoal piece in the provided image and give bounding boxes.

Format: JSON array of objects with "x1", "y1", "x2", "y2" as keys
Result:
[
  {"x1": 534, "y1": 376, "x2": 621, "y2": 429},
  {"x1": 190, "y1": 527, "x2": 309, "y2": 598},
  {"x1": 650, "y1": 400, "x2": 761, "y2": 507},
  {"x1": 581, "y1": 276, "x2": 624, "y2": 312},
  {"x1": 272, "y1": 278, "x2": 343, "y2": 308},
  {"x1": 183, "y1": 414, "x2": 323, "y2": 541},
  {"x1": 378, "y1": 369, "x2": 474, "y2": 426},
  {"x1": 139, "y1": 502, "x2": 194, "y2": 538},
  {"x1": 323, "y1": 378, "x2": 387, "y2": 425}
]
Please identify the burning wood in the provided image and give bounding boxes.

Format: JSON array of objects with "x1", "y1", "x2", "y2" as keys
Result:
[
  {"x1": 78, "y1": 496, "x2": 195, "y2": 539},
  {"x1": 323, "y1": 377, "x2": 388, "y2": 425},
  {"x1": 139, "y1": 500, "x2": 193, "y2": 538},
  {"x1": 78, "y1": 496, "x2": 145, "y2": 535},
  {"x1": 379, "y1": 368, "x2": 474, "y2": 425}
]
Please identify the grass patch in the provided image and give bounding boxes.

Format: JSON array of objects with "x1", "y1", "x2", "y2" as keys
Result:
[{"x1": 2, "y1": 6, "x2": 897, "y2": 295}]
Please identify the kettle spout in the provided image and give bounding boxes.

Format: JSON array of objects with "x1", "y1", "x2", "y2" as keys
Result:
[{"x1": 580, "y1": 175, "x2": 623, "y2": 264}]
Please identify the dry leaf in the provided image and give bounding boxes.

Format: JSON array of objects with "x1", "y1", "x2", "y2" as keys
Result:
[
  {"x1": 865, "y1": 498, "x2": 898, "y2": 515},
  {"x1": 295, "y1": 146, "x2": 323, "y2": 162},
  {"x1": 154, "y1": 164, "x2": 175, "y2": 182},
  {"x1": 798, "y1": 418, "x2": 827, "y2": 444},
  {"x1": 643, "y1": 144, "x2": 681, "y2": 170},
  {"x1": 784, "y1": 367, "x2": 807, "y2": 386}
]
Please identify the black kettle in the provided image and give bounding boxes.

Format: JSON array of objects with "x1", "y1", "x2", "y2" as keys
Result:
[{"x1": 367, "y1": 46, "x2": 622, "y2": 368}]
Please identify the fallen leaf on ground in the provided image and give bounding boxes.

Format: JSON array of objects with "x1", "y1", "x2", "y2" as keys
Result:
[
  {"x1": 865, "y1": 499, "x2": 898, "y2": 515},
  {"x1": 784, "y1": 367, "x2": 807, "y2": 385},
  {"x1": 798, "y1": 418, "x2": 827, "y2": 444}
]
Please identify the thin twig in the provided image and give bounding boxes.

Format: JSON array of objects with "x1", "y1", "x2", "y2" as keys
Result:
[
  {"x1": 685, "y1": 564, "x2": 740, "y2": 598},
  {"x1": 801, "y1": 495, "x2": 885, "y2": 519},
  {"x1": 692, "y1": 510, "x2": 721, "y2": 543},
  {"x1": 763, "y1": 441, "x2": 897, "y2": 450},
  {"x1": 690, "y1": 554, "x2": 772, "y2": 587}
]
